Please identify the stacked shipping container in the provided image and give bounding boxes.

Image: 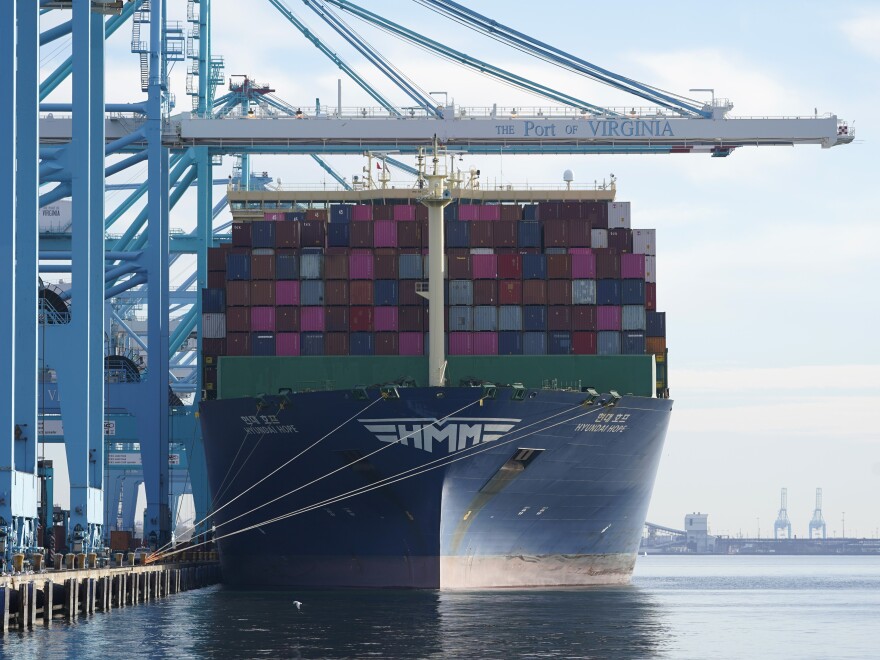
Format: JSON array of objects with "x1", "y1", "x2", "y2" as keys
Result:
[{"x1": 202, "y1": 200, "x2": 668, "y2": 397}]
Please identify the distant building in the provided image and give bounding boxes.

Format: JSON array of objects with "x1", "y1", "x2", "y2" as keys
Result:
[{"x1": 685, "y1": 513, "x2": 717, "y2": 553}]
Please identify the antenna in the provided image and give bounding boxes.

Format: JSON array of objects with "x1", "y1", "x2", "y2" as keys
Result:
[{"x1": 773, "y1": 487, "x2": 792, "y2": 540}]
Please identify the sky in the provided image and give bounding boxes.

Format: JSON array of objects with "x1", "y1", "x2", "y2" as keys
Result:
[{"x1": 40, "y1": 1, "x2": 879, "y2": 538}]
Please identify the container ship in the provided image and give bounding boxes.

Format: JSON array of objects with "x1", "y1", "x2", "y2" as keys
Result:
[{"x1": 198, "y1": 164, "x2": 672, "y2": 589}]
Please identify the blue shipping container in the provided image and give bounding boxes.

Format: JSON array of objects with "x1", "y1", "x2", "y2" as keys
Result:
[
  {"x1": 548, "y1": 331, "x2": 572, "y2": 355},
  {"x1": 446, "y1": 221, "x2": 470, "y2": 248},
  {"x1": 350, "y1": 332, "x2": 375, "y2": 356},
  {"x1": 622, "y1": 305, "x2": 646, "y2": 331},
  {"x1": 330, "y1": 204, "x2": 352, "y2": 223},
  {"x1": 299, "y1": 253, "x2": 323, "y2": 279},
  {"x1": 498, "y1": 306, "x2": 523, "y2": 331},
  {"x1": 399, "y1": 254, "x2": 423, "y2": 279},
  {"x1": 522, "y1": 254, "x2": 547, "y2": 279},
  {"x1": 597, "y1": 331, "x2": 621, "y2": 355},
  {"x1": 300, "y1": 280, "x2": 325, "y2": 306},
  {"x1": 523, "y1": 305, "x2": 547, "y2": 331},
  {"x1": 374, "y1": 280, "x2": 399, "y2": 306},
  {"x1": 327, "y1": 223, "x2": 350, "y2": 247},
  {"x1": 621, "y1": 331, "x2": 646, "y2": 355},
  {"x1": 473, "y1": 306, "x2": 498, "y2": 332},
  {"x1": 596, "y1": 279, "x2": 622, "y2": 305},
  {"x1": 646, "y1": 311, "x2": 666, "y2": 337},
  {"x1": 276, "y1": 254, "x2": 299, "y2": 280},
  {"x1": 444, "y1": 204, "x2": 459, "y2": 222},
  {"x1": 518, "y1": 221, "x2": 541, "y2": 247},
  {"x1": 201, "y1": 288, "x2": 225, "y2": 313},
  {"x1": 498, "y1": 331, "x2": 523, "y2": 355},
  {"x1": 251, "y1": 221, "x2": 276, "y2": 248},
  {"x1": 226, "y1": 253, "x2": 251, "y2": 280},
  {"x1": 522, "y1": 204, "x2": 538, "y2": 221},
  {"x1": 300, "y1": 332, "x2": 325, "y2": 356},
  {"x1": 448, "y1": 306, "x2": 473, "y2": 331},
  {"x1": 523, "y1": 332, "x2": 547, "y2": 355},
  {"x1": 621, "y1": 279, "x2": 646, "y2": 305},
  {"x1": 448, "y1": 280, "x2": 474, "y2": 306},
  {"x1": 572, "y1": 279, "x2": 597, "y2": 305},
  {"x1": 251, "y1": 332, "x2": 276, "y2": 356},
  {"x1": 286, "y1": 211, "x2": 306, "y2": 221}
]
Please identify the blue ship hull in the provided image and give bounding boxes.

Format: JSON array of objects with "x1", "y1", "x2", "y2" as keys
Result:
[{"x1": 198, "y1": 387, "x2": 672, "y2": 588}]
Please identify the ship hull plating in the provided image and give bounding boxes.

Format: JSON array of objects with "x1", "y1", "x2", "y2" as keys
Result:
[{"x1": 198, "y1": 387, "x2": 672, "y2": 589}]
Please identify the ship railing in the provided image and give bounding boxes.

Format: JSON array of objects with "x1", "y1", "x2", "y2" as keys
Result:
[{"x1": 228, "y1": 181, "x2": 614, "y2": 194}]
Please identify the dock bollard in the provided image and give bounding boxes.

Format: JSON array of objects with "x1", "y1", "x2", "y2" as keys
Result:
[
  {"x1": 129, "y1": 553, "x2": 136, "y2": 567},
  {"x1": 65, "y1": 554, "x2": 75, "y2": 570},
  {"x1": 54, "y1": 554, "x2": 64, "y2": 571},
  {"x1": 87, "y1": 553, "x2": 97, "y2": 569},
  {"x1": 12, "y1": 554, "x2": 25, "y2": 573},
  {"x1": 32, "y1": 554, "x2": 43, "y2": 572},
  {"x1": 115, "y1": 553, "x2": 123, "y2": 567},
  {"x1": 75, "y1": 554, "x2": 86, "y2": 570}
]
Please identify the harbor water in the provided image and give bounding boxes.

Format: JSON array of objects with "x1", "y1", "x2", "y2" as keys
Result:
[{"x1": 1, "y1": 555, "x2": 877, "y2": 658}]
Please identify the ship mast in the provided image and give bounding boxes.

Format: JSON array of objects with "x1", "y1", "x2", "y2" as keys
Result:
[{"x1": 420, "y1": 138, "x2": 452, "y2": 387}]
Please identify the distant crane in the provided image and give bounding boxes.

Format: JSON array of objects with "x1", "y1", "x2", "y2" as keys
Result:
[
  {"x1": 809, "y1": 488, "x2": 827, "y2": 540},
  {"x1": 774, "y1": 488, "x2": 792, "y2": 540}
]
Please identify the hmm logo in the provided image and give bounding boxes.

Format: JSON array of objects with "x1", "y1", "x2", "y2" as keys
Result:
[{"x1": 359, "y1": 418, "x2": 520, "y2": 454}]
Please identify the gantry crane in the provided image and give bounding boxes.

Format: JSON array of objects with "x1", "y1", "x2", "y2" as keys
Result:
[{"x1": 774, "y1": 488, "x2": 792, "y2": 540}]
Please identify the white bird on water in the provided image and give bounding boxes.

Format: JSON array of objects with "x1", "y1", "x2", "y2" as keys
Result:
[{"x1": 292, "y1": 601, "x2": 303, "y2": 611}]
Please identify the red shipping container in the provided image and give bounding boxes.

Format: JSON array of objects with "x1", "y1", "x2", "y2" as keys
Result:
[
  {"x1": 548, "y1": 280, "x2": 572, "y2": 306},
  {"x1": 251, "y1": 307, "x2": 276, "y2": 332},
  {"x1": 305, "y1": 209, "x2": 328, "y2": 222},
  {"x1": 250, "y1": 254, "x2": 275, "y2": 280},
  {"x1": 393, "y1": 205, "x2": 416, "y2": 222},
  {"x1": 608, "y1": 228, "x2": 633, "y2": 253},
  {"x1": 499, "y1": 280, "x2": 522, "y2": 305},
  {"x1": 399, "y1": 332, "x2": 424, "y2": 356},
  {"x1": 276, "y1": 280, "x2": 300, "y2": 306},
  {"x1": 300, "y1": 220, "x2": 326, "y2": 248},
  {"x1": 537, "y1": 201, "x2": 560, "y2": 221},
  {"x1": 569, "y1": 247, "x2": 592, "y2": 254},
  {"x1": 250, "y1": 280, "x2": 275, "y2": 306},
  {"x1": 226, "y1": 332, "x2": 251, "y2": 356},
  {"x1": 325, "y1": 332, "x2": 349, "y2": 356},
  {"x1": 232, "y1": 222, "x2": 252, "y2": 247},
  {"x1": 326, "y1": 306, "x2": 349, "y2": 332},
  {"x1": 374, "y1": 251, "x2": 399, "y2": 279},
  {"x1": 374, "y1": 306, "x2": 399, "y2": 331},
  {"x1": 208, "y1": 247, "x2": 227, "y2": 271},
  {"x1": 547, "y1": 254, "x2": 572, "y2": 279},
  {"x1": 449, "y1": 332, "x2": 474, "y2": 355},
  {"x1": 226, "y1": 307, "x2": 250, "y2": 332},
  {"x1": 374, "y1": 220, "x2": 398, "y2": 247},
  {"x1": 543, "y1": 219, "x2": 568, "y2": 247},
  {"x1": 561, "y1": 201, "x2": 584, "y2": 220},
  {"x1": 583, "y1": 201, "x2": 608, "y2": 228},
  {"x1": 572, "y1": 306, "x2": 597, "y2": 331},
  {"x1": 415, "y1": 205, "x2": 428, "y2": 222},
  {"x1": 276, "y1": 332, "x2": 300, "y2": 356},
  {"x1": 275, "y1": 221, "x2": 300, "y2": 248},
  {"x1": 352, "y1": 204, "x2": 373, "y2": 221},
  {"x1": 572, "y1": 253, "x2": 597, "y2": 279},
  {"x1": 621, "y1": 253, "x2": 646, "y2": 279},
  {"x1": 322, "y1": 253, "x2": 348, "y2": 280},
  {"x1": 498, "y1": 254, "x2": 522, "y2": 279},
  {"x1": 350, "y1": 306, "x2": 374, "y2": 331},
  {"x1": 458, "y1": 204, "x2": 480, "y2": 221},
  {"x1": 375, "y1": 332, "x2": 399, "y2": 355},
  {"x1": 548, "y1": 307, "x2": 572, "y2": 331},
  {"x1": 595, "y1": 250, "x2": 621, "y2": 279},
  {"x1": 398, "y1": 280, "x2": 422, "y2": 306},
  {"x1": 301, "y1": 307, "x2": 326, "y2": 332},
  {"x1": 572, "y1": 331, "x2": 597, "y2": 354},
  {"x1": 523, "y1": 280, "x2": 547, "y2": 305},
  {"x1": 373, "y1": 204, "x2": 393, "y2": 221},
  {"x1": 447, "y1": 255, "x2": 472, "y2": 279},
  {"x1": 473, "y1": 332, "x2": 498, "y2": 355},
  {"x1": 397, "y1": 221, "x2": 422, "y2": 248},
  {"x1": 472, "y1": 254, "x2": 498, "y2": 279},
  {"x1": 208, "y1": 271, "x2": 226, "y2": 288},
  {"x1": 399, "y1": 305, "x2": 426, "y2": 331},
  {"x1": 349, "y1": 253, "x2": 375, "y2": 280},
  {"x1": 202, "y1": 337, "x2": 226, "y2": 356},
  {"x1": 349, "y1": 280, "x2": 374, "y2": 305},
  {"x1": 350, "y1": 222, "x2": 374, "y2": 248},
  {"x1": 469, "y1": 222, "x2": 493, "y2": 247},
  {"x1": 645, "y1": 282, "x2": 657, "y2": 311},
  {"x1": 225, "y1": 281, "x2": 250, "y2": 306},
  {"x1": 493, "y1": 221, "x2": 517, "y2": 248},
  {"x1": 276, "y1": 307, "x2": 299, "y2": 332},
  {"x1": 597, "y1": 305, "x2": 622, "y2": 330},
  {"x1": 473, "y1": 280, "x2": 498, "y2": 305},
  {"x1": 500, "y1": 204, "x2": 522, "y2": 222},
  {"x1": 566, "y1": 218, "x2": 592, "y2": 247},
  {"x1": 479, "y1": 205, "x2": 501, "y2": 222},
  {"x1": 325, "y1": 281, "x2": 349, "y2": 306}
]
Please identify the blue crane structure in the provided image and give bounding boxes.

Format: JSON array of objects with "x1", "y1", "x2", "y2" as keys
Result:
[{"x1": 1, "y1": 0, "x2": 850, "y2": 565}]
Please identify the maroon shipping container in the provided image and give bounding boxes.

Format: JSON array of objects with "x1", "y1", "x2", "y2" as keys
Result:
[
  {"x1": 349, "y1": 280, "x2": 373, "y2": 305},
  {"x1": 398, "y1": 280, "x2": 421, "y2": 306},
  {"x1": 399, "y1": 305, "x2": 426, "y2": 332},
  {"x1": 492, "y1": 221, "x2": 517, "y2": 248},
  {"x1": 276, "y1": 306, "x2": 300, "y2": 332},
  {"x1": 374, "y1": 306, "x2": 399, "y2": 331},
  {"x1": 208, "y1": 247, "x2": 227, "y2": 271},
  {"x1": 375, "y1": 332, "x2": 399, "y2": 355},
  {"x1": 305, "y1": 209, "x2": 328, "y2": 222},
  {"x1": 572, "y1": 253, "x2": 597, "y2": 279},
  {"x1": 523, "y1": 280, "x2": 547, "y2": 305},
  {"x1": 448, "y1": 332, "x2": 474, "y2": 355},
  {"x1": 572, "y1": 331, "x2": 597, "y2": 354},
  {"x1": 326, "y1": 306, "x2": 349, "y2": 332},
  {"x1": 276, "y1": 280, "x2": 299, "y2": 306},
  {"x1": 373, "y1": 204, "x2": 394, "y2": 221},
  {"x1": 499, "y1": 280, "x2": 522, "y2": 305},
  {"x1": 250, "y1": 280, "x2": 275, "y2": 306},
  {"x1": 473, "y1": 332, "x2": 498, "y2": 356},
  {"x1": 543, "y1": 219, "x2": 568, "y2": 247},
  {"x1": 226, "y1": 307, "x2": 250, "y2": 332},
  {"x1": 251, "y1": 306, "x2": 276, "y2": 332},
  {"x1": 608, "y1": 228, "x2": 633, "y2": 253},
  {"x1": 561, "y1": 201, "x2": 584, "y2": 220},
  {"x1": 548, "y1": 306, "x2": 572, "y2": 331},
  {"x1": 250, "y1": 254, "x2": 275, "y2": 280},
  {"x1": 472, "y1": 254, "x2": 497, "y2": 279},
  {"x1": 537, "y1": 201, "x2": 560, "y2": 221},
  {"x1": 232, "y1": 222, "x2": 252, "y2": 247},
  {"x1": 594, "y1": 250, "x2": 621, "y2": 279},
  {"x1": 469, "y1": 222, "x2": 493, "y2": 248},
  {"x1": 583, "y1": 201, "x2": 608, "y2": 229},
  {"x1": 225, "y1": 281, "x2": 250, "y2": 306},
  {"x1": 447, "y1": 255, "x2": 472, "y2": 279},
  {"x1": 547, "y1": 254, "x2": 572, "y2": 279},
  {"x1": 572, "y1": 305, "x2": 597, "y2": 331},
  {"x1": 276, "y1": 332, "x2": 300, "y2": 356},
  {"x1": 275, "y1": 221, "x2": 300, "y2": 248},
  {"x1": 621, "y1": 253, "x2": 646, "y2": 279},
  {"x1": 597, "y1": 305, "x2": 622, "y2": 330},
  {"x1": 399, "y1": 332, "x2": 423, "y2": 356},
  {"x1": 645, "y1": 282, "x2": 657, "y2": 311},
  {"x1": 397, "y1": 221, "x2": 422, "y2": 248},
  {"x1": 348, "y1": 253, "x2": 374, "y2": 280},
  {"x1": 374, "y1": 220, "x2": 397, "y2": 247},
  {"x1": 392, "y1": 205, "x2": 416, "y2": 222},
  {"x1": 548, "y1": 280, "x2": 572, "y2": 306},
  {"x1": 325, "y1": 281, "x2": 349, "y2": 306},
  {"x1": 325, "y1": 332, "x2": 349, "y2": 356},
  {"x1": 498, "y1": 254, "x2": 522, "y2": 279},
  {"x1": 374, "y1": 250, "x2": 399, "y2": 279},
  {"x1": 473, "y1": 280, "x2": 498, "y2": 305},
  {"x1": 202, "y1": 337, "x2": 226, "y2": 357},
  {"x1": 350, "y1": 306, "x2": 373, "y2": 331},
  {"x1": 500, "y1": 204, "x2": 522, "y2": 222},
  {"x1": 351, "y1": 204, "x2": 373, "y2": 222},
  {"x1": 349, "y1": 221, "x2": 374, "y2": 248},
  {"x1": 566, "y1": 218, "x2": 592, "y2": 247},
  {"x1": 415, "y1": 205, "x2": 428, "y2": 222},
  {"x1": 207, "y1": 271, "x2": 226, "y2": 289},
  {"x1": 227, "y1": 332, "x2": 251, "y2": 356},
  {"x1": 478, "y1": 205, "x2": 500, "y2": 222},
  {"x1": 300, "y1": 221, "x2": 326, "y2": 248},
  {"x1": 458, "y1": 204, "x2": 480, "y2": 222},
  {"x1": 324, "y1": 253, "x2": 349, "y2": 280},
  {"x1": 300, "y1": 307, "x2": 326, "y2": 332}
]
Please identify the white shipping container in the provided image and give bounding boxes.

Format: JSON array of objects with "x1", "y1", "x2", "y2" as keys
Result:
[
  {"x1": 632, "y1": 229, "x2": 656, "y2": 256},
  {"x1": 607, "y1": 201, "x2": 631, "y2": 229},
  {"x1": 644, "y1": 256, "x2": 656, "y2": 283},
  {"x1": 202, "y1": 313, "x2": 226, "y2": 339},
  {"x1": 572, "y1": 279, "x2": 597, "y2": 305},
  {"x1": 469, "y1": 248, "x2": 494, "y2": 255},
  {"x1": 622, "y1": 305, "x2": 646, "y2": 331},
  {"x1": 590, "y1": 228, "x2": 608, "y2": 248}
]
